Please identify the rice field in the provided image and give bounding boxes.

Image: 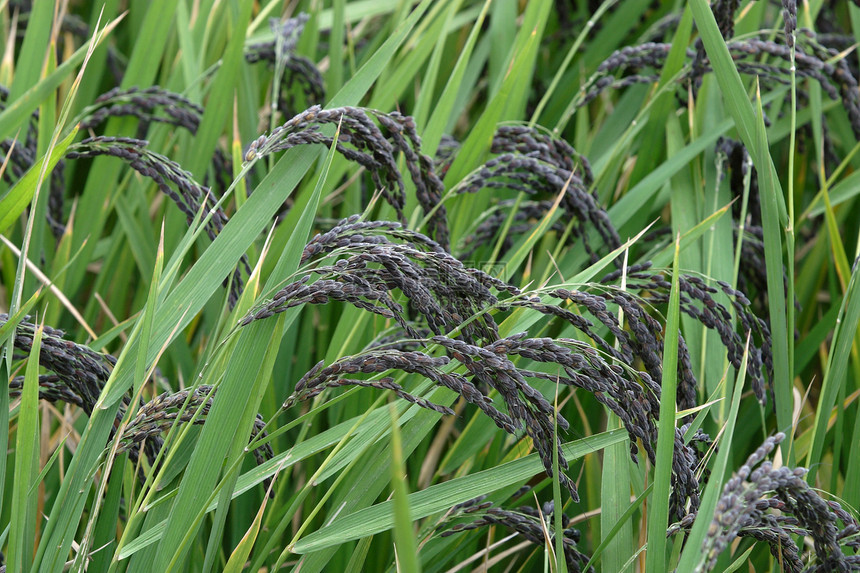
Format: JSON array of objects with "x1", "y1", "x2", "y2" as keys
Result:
[{"x1": 1, "y1": 1, "x2": 860, "y2": 571}]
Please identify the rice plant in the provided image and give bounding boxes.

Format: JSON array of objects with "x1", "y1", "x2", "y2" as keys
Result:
[{"x1": 2, "y1": 1, "x2": 860, "y2": 571}]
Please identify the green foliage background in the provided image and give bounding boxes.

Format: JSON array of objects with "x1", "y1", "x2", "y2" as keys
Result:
[{"x1": 1, "y1": 0, "x2": 860, "y2": 571}]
